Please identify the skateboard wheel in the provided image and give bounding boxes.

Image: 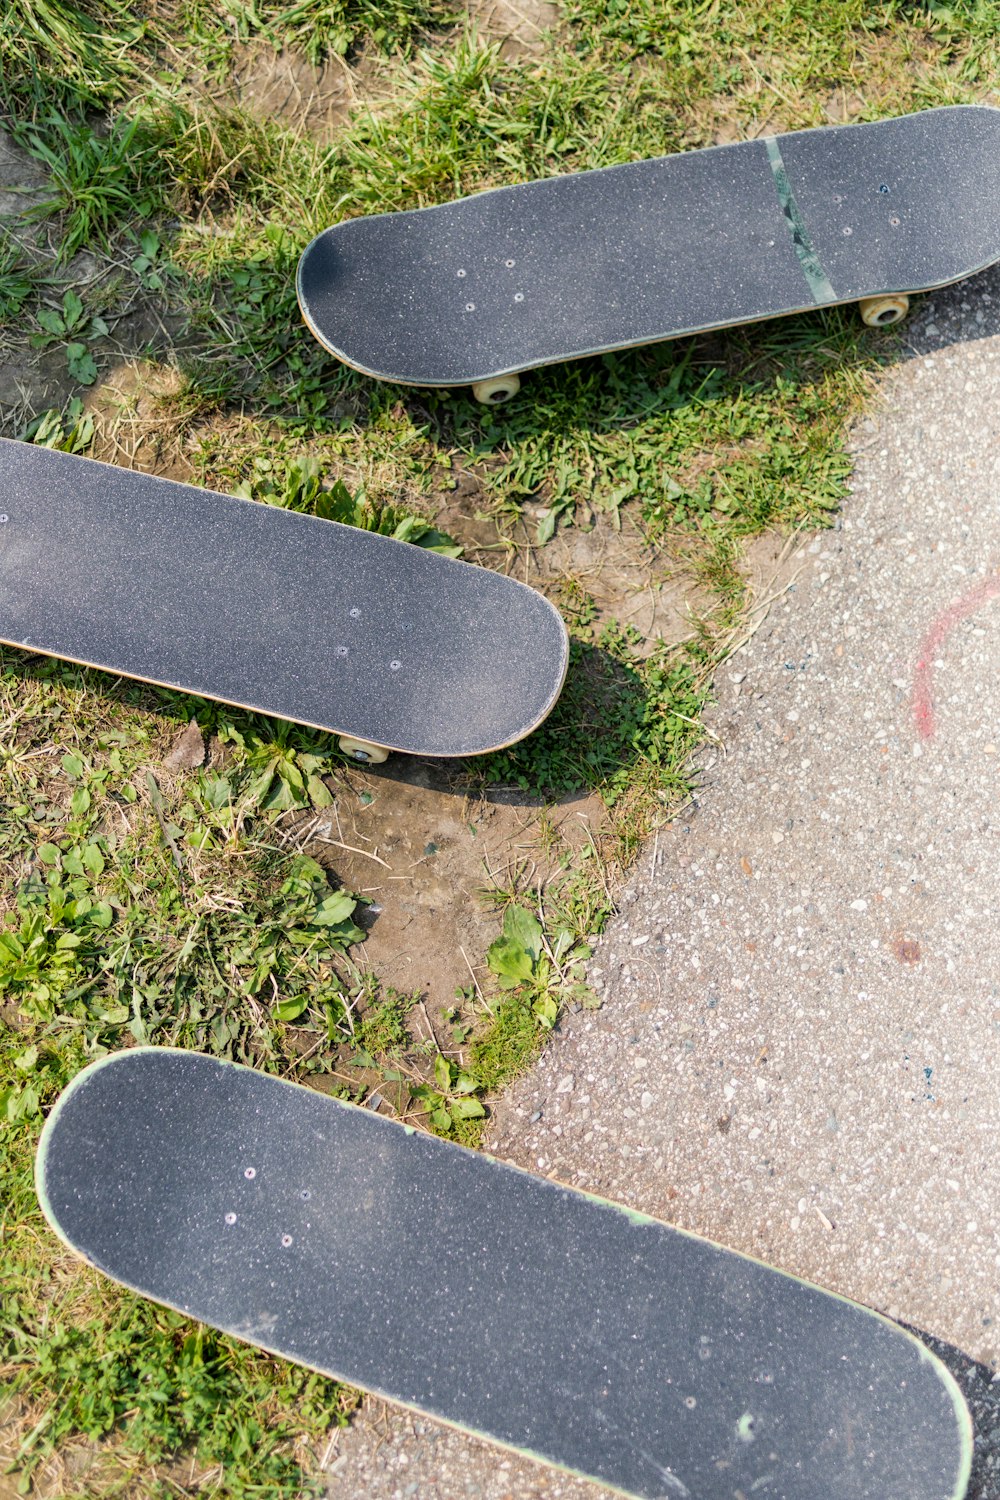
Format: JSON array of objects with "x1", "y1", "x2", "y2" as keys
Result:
[
  {"x1": 471, "y1": 375, "x2": 521, "y2": 405},
  {"x1": 338, "y1": 736, "x2": 390, "y2": 765},
  {"x1": 858, "y1": 294, "x2": 909, "y2": 327}
]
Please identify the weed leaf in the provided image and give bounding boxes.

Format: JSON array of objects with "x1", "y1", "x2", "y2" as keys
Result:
[
  {"x1": 487, "y1": 904, "x2": 544, "y2": 984},
  {"x1": 66, "y1": 343, "x2": 97, "y2": 385}
]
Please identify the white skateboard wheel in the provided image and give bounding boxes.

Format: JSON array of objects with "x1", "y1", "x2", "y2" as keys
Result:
[
  {"x1": 859, "y1": 294, "x2": 909, "y2": 327},
  {"x1": 471, "y1": 374, "x2": 521, "y2": 404}
]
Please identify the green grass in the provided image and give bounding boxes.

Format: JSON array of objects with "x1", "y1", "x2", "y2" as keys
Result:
[
  {"x1": 177, "y1": 0, "x2": 454, "y2": 65},
  {"x1": 13, "y1": 109, "x2": 170, "y2": 260},
  {"x1": 0, "y1": 659, "x2": 375, "y2": 1492},
  {"x1": 0, "y1": 1, "x2": 149, "y2": 108},
  {"x1": 6, "y1": 0, "x2": 1000, "y2": 1492},
  {"x1": 0, "y1": 241, "x2": 43, "y2": 323}
]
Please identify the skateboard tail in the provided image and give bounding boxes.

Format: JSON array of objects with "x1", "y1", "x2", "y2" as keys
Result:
[
  {"x1": 0, "y1": 439, "x2": 570, "y2": 758},
  {"x1": 37, "y1": 1049, "x2": 974, "y2": 1500}
]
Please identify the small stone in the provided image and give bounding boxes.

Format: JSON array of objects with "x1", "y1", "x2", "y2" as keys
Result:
[
  {"x1": 0, "y1": 361, "x2": 37, "y2": 407},
  {"x1": 555, "y1": 1074, "x2": 574, "y2": 1094},
  {"x1": 850, "y1": 898, "x2": 868, "y2": 911},
  {"x1": 640, "y1": 1091, "x2": 654, "y2": 1111},
  {"x1": 64, "y1": 250, "x2": 100, "y2": 284},
  {"x1": 164, "y1": 718, "x2": 206, "y2": 770}
]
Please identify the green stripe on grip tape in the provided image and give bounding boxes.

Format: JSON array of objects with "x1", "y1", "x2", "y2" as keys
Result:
[{"x1": 765, "y1": 135, "x2": 838, "y2": 305}]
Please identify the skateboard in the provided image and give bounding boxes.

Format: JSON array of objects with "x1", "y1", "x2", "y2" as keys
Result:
[
  {"x1": 298, "y1": 104, "x2": 1000, "y2": 404},
  {"x1": 0, "y1": 438, "x2": 568, "y2": 762},
  {"x1": 36, "y1": 1048, "x2": 973, "y2": 1500}
]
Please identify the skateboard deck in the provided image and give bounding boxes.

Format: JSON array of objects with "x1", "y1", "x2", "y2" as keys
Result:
[
  {"x1": 36, "y1": 1048, "x2": 973, "y2": 1500},
  {"x1": 0, "y1": 438, "x2": 567, "y2": 758},
  {"x1": 298, "y1": 105, "x2": 1000, "y2": 398}
]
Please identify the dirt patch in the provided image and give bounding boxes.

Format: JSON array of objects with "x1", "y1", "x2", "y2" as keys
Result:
[
  {"x1": 194, "y1": 41, "x2": 393, "y2": 142},
  {"x1": 740, "y1": 524, "x2": 815, "y2": 603},
  {"x1": 433, "y1": 463, "x2": 514, "y2": 557},
  {"x1": 0, "y1": 130, "x2": 52, "y2": 233},
  {"x1": 290, "y1": 759, "x2": 603, "y2": 1022},
  {"x1": 0, "y1": 300, "x2": 181, "y2": 439},
  {"x1": 86, "y1": 360, "x2": 198, "y2": 480},
  {"x1": 466, "y1": 0, "x2": 560, "y2": 59},
  {"x1": 0, "y1": 130, "x2": 76, "y2": 422},
  {"x1": 534, "y1": 511, "x2": 707, "y2": 654},
  {"x1": 822, "y1": 87, "x2": 867, "y2": 125}
]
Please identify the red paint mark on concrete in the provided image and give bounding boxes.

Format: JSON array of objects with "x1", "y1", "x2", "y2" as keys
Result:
[
  {"x1": 890, "y1": 933, "x2": 922, "y2": 965},
  {"x1": 913, "y1": 573, "x2": 1000, "y2": 739}
]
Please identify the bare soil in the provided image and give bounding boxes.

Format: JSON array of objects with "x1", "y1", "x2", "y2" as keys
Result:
[
  {"x1": 292, "y1": 760, "x2": 605, "y2": 1019},
  {"x1": 467, "y1": 0, "x2": 561, "y2": 59},
  {"x1": 193, "y1": 40, "x2": 395, "y2": 142}
]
